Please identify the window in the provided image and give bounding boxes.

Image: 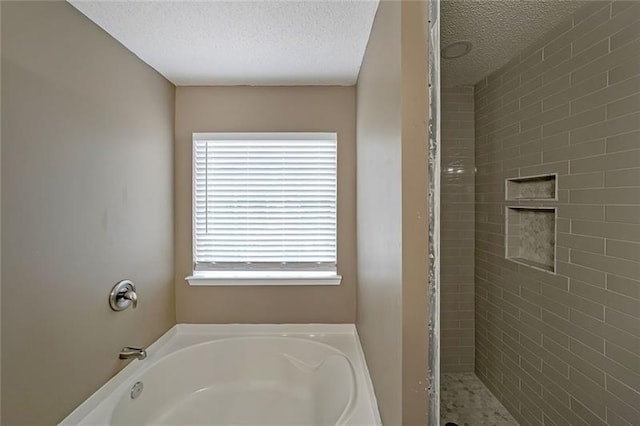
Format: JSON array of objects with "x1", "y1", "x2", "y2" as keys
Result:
[{"x1": 188, "y1": 133, "x2": 341, "y2": 286}]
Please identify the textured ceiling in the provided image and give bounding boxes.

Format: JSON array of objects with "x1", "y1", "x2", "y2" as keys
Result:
[
  {"x1": 68, "y1": 0, "x2": 379, "y2": 86},
  {"x1": 441, "y1": 0, "x2": 588, "y2": 87}
]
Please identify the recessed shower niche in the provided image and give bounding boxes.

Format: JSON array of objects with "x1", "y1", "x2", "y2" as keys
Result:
[
  {"x1": 506, "y1": 174, "x2": 557, "y2": 201},
  {"x1": 505, "y1": 207, "x2": 556, "y2": 273}
]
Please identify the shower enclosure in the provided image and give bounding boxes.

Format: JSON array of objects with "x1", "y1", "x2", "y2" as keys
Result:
[{"x1": 439, "y1": 1, "x2": 640, "y2": 424}]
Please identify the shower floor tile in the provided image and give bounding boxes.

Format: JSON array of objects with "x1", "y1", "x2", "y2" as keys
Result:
[{"x1": 440, "y1": 372, "x2": 519, "y2": 426}]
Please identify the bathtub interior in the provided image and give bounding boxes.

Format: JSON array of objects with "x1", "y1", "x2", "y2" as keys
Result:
[
  {"x1": 59, "y1": 325, "x2": 380, "y2": 426},
  {"x1": 110, "y1": 337, "x2": 356, "y2": 425}
]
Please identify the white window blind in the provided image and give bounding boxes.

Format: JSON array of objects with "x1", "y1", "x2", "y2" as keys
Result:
[{"x1": 193, "y1": 133, "x2": 337, "y2": 273}]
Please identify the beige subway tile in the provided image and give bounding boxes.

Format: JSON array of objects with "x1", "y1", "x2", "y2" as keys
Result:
[
  {"x1": 558, "y1": 189, "x2": 570, "y2": 203},
  {"x1": 520, "y1": 104, "x2": 569, "y2": 131},
  {"x1": 606, "y1": 375, "x2": 640, "y2": 413},
  {"x1": 611, "y1": 0, "x2": 638, "y2": 17},
  {"x1": 493, "y1": 105, "x2": 544, "y2": 145},
  {"x1": 524, "y1": 261, "x2": 570, "y2": 289},
  {"x1": 605, "y1": 307, "x2": 640, "y2": 337},
  {"x1": 570, "y1": 187, "x2": 640, "y2": 205},
  {"x1": 544, "y1": 40, "x2": 608, "y2": 85},
  {"x1": 557, "y1": 246, "x2": 570, "y2": 262},
  {"x1": 601, "y1": 389, "x2": 640, "y2": 425},
  {"x1": 559, "y1": 171, "x2": 604, "y2": 189},
  {"x1": 503, "y1": 290, "x2": 541, "y2": 318},
  {"x1": 570, "y1": 309, "x2": 638, "y2": 354},
  {"x1": 571, "y1": 278, "x2": 640, "y2": 319},
  {"x1": 544, "y1": 107, "x2": 606, "y2": 138},
  {"x1": 605, "y1": 407, "x2": 633, "y2": 426},
  {"x1": 606, "y1": 239, "x2": 640, "y2": 262},
  {"x1": 607, "y1": 274, "x2": 640, "y2": 299},
  {"x1": 572, "y1": 338, "x2": 640, "y2": 394},
  {"x1": 605, "y1": 168, "x2": 640, "y2": 188},
  {"x1": 536, "y1": 381, "x2": 580, "y2": 426},
  {"x1": 546, "y1": 6, "x2": 607, "y2": 58},
  {"x1": 488, "y1": 57, "x2": 521, "y2": 89},
  {"x1": 442, "y1": 111, "x2": 475, "y2": 121},
  {"x1": 442, "y1": 102, "x2": 460, "y2": 113},
  {"x1": 525, "y1": 46, "x2": 572, "y2": 84},
  {"x1": 523, "y1": 287, "x2": 569, "y2": 318},
  {"x1": 486, "y1": 123, "x2": 519, "y2": 144},
  {"x1": 571, "y1": 249, "x2": 640, "y2": 279},
  {"x1": 538, "y1": 314, "x2": 573, "y2": 348},
  {"x1": 606, "y1": 206, "x2": 640, "y2": 224},
  {"x1": 500, "y1": 49, "x2": 542, "y2": 84},
  {"x1": 558, "y1": 232, "x2": 604, "y2": 253},
  {"x1": 486, "y1": 75, "x2": 521, "y2": 105},
  {"x1": 543, "y1": 308, "x2": 605, "y2": 352},
  {"x1": 503, "y1": 76, "x2": 544, "y2": 106},
  {"x1": 443, "y1": 86, "x2": 474, "y2": 95},
  {"x1": 522, "y1": 332, "x2": 569, "y2": 376},
  {"x1": 472, "y1": 0, "x2": 640, "y2": 416},
  {"x1": 521, "y1": 75, "x2": 570, "y2": 108},
  {"x1": 545, "y1": 139, "x2": 605, "y2": 163},
  {"x1": 518, "y1": 364, "x2": 547, "y2": 402},
  {"x1": 541, "y1": 282, "x2": 605, "y2": 319},
  {"x1": 606, "y1": 341, "x2": 640, "y2": 376},
  {"x1": 520, "y1": 402, "x2": 544, "y2": 426},
  {"x1": 543, "y1": 335, "x2": 606, "y2": 391},
  {"x1": 572, "y1": 38, "x2": 640, "y2": 86},
  {"x1": 572, "y1": 3, "x2": 638, "y2": 55},
  {"x1": 520, "y1": 14, "x2": 572, "y2": 60},
  {"x1": 574, "y1": 219, "x2": 640, "y2": 243},
  {"x1": 521, "y1": 131, "x2": 567, "y2": 155},
  {"x1": 574, "y1": 1, "x2": 610, "y2": 25},
  {"x1": 544, "y1": 72, "x2": 608, "y2": 112},
  {"x1": 557, "y1": 204, "x2": 604, "y2": 220},
  {"x1": 572, "y1": 76, "x2": 640, "y2": 116},
  {"x1": 459, "y1": 102, "x2": 474, "y2": 113},
  {"x1": 560, "y1": 261, "x2": 606, "y2": 287},
  {"x1": 570, "y1": 112, "x2": 640, "y2": 144},
  {"x1": 570, "y1": 150, "x2": 640, "y2": 173},
  {"x1": 442, "y1": 93, "x2": 474, "y2": 104},
  {"x1": 608, "y1": 55, "x2": 640, "y2": 85},
  {"x1": 607, "y1": 92, "x2": 640, "y2": 120},
  {"x1": 610, "y1": 12, "x2": 640, "y2": 50},
  {"x1": 566, "y1": 368, "x2": 608, "y2": 419},
  {"x1": 476, "y1": 77, "x2": 488, "y2": 92},
  {"x1": 503, "y1": 152, "x2": 542, "y2": 171},
  {"x1": 521, "y1": 161, "x2": 570, "y2": 178},
  {"x1": 570, "y1": 397, "x2": 608, "y2": 426}
]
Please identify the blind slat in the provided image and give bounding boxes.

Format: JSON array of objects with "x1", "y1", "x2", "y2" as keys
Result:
[{"x1": 193, "y1": 134, "x2": 337, "y2": 269}]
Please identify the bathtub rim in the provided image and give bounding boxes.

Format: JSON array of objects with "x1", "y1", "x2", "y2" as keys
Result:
[{"x1": 59, "y1": 323, "x2": 381, "y2": 426}]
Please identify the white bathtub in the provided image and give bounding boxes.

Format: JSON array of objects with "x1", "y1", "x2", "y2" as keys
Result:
[{"x1": 60, "y1": 324, "x2": 381, "y2": 426}]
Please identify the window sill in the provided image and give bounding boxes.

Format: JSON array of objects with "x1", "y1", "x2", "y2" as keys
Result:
[{"x1": 185, "y1": 271, "x2": 342, "y2": 286}]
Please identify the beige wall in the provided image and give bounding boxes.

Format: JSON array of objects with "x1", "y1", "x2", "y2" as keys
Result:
[
  {"x1": 356, "y1": 1, "x2": 430, "y2": 424},
  {"x1": 174, "y1": 86, "x2": 356, "y2": 323},
  {"x1": 400, "y1": 1, "x2": 430, "y2": 423},
  {"x1": 401, "y1": 0, "x2": 429, "y2": 426},
  {"x1": 356, "y1": 1, "x2": 402, "y2": 423},
  {"x1": 1, "y1": 2, "x2": 176, "y2": 424},
  {"x1": 440, "y1": 86, "x2": 475, "y2": 373},
  {"x1": 475, "y1": 1, "x2": 640, "y2": 424},
  {"x1": 0, "y1": 1, "x2": 2, "y2": 420}
]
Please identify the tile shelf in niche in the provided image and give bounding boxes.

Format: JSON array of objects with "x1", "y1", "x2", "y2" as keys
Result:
[
  {"x1": 505, "y1": 207, "x2": 556, "y2": 274},
  {"x1": 506, "y1": 174, "x2": 557, "y2": 201}
]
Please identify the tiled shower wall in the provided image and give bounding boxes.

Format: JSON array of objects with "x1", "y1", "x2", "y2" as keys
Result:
[
  {"x1": 441, "y1": 87, "x2": 475, "y2": 373},
  {"x1": 474, "y1": 1, "x2": 640, "y2": 425}
]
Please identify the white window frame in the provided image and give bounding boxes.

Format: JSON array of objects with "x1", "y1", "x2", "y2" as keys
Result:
[{"x1": 186, "y1": 132, "x2": 342, "y2": 286}]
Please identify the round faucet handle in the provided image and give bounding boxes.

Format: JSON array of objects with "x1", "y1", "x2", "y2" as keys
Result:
[
  {"x1": 109, "y1": 280, "x2": 138, "y2": 311},
  {"x1": 123, "y1": 290, "x2": 138, "y2": 308}
]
